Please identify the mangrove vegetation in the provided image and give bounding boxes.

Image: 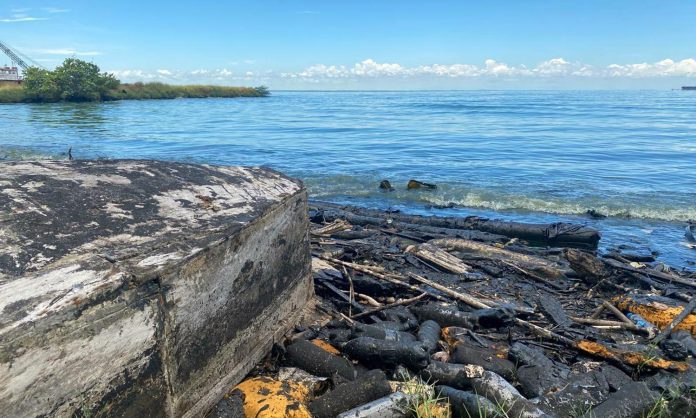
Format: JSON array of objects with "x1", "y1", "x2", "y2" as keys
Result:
[{"x1": 0, "y1": 58, "x2": 269, "y2": 103}]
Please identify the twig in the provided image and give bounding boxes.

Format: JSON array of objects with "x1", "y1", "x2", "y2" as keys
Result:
[
  {"x1": 601, "y1": 300, "x2": 633, "y2": 325},
  {"x1": 318, "y1": 280, "x2": 365, "y2": 313},
  {"x1": 590, "y1": 304, "x2": 606, "y2": 319},
  {"x1": 342, "y1": 266, "x2": 354, "y2": 317},
  {"x1": 322, "y1": 256, "x2": 448, "y2": 302},
  {"x1": 570, "y1": 315, "x2": 654, "y2": 337},
  {"x1": 407, "y1": 272, "x2": 489, "y2": 309},
  {"x1": 603, "y1": 257, "x2": 696, "y2": 289},
  {"x1": 351, "y1": 293, "x2": 427, "y2": 319},
  {"x1": 501, "y1": 260, "x2": 566, "y2": 291},
  {"x1": 356, "y1": 293, "x2": 381, "y2": 307}
]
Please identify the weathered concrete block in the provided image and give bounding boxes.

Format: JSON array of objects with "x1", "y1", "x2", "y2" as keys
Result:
[{"x1": 0, "y1": 160, "x2": 313, "y2": 417}]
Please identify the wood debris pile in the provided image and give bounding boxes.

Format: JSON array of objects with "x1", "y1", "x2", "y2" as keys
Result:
[{"x1": 209, "y1": 202, "x2": 696, "y2": 418}]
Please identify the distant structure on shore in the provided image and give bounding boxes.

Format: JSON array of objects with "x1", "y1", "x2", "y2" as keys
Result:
[
  {"x1": 0, "y1": 40, "x2": 40, "y2": 83},
  {"x1": 0, "y1": 66, "x2": 20, "y2": 83},
  {"x1": 682, "y1": 86, "x2": 696, "y2": 90}
]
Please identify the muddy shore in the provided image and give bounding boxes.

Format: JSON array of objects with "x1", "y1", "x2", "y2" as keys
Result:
[{"x1": 211, "y1": 201, "x2": 696, "y2": 418}]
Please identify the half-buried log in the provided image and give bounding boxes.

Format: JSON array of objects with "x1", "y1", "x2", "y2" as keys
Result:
[
  {"x1": 286, "y1": 339, "x2": 358, "y2": 381},
  {"x1": 564, "y1": 248, "x2": 613, "y2": 284},
  {"x1": 0, "y1": 160, "x2": 314, "y2": 418},
  {"x1": 405, "y1": 243, "x2": 473, "y2": 274},
  {"x1": 430, "y1": 238, "x2": 565, "y2": 279},
  {"x1": 343, "y1": 337, "x2": 430, "y2": 369},
  {"x1": 309, "y1": 370, "x2": 392, "y2": 418},
  {"x1": 311, "y1": 202, "x2": 601, "y2": 248}
]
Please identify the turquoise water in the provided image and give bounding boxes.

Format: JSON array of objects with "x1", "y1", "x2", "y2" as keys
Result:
[{"x1": 1, "y1": 91, "x2": 694, "y2": 267}]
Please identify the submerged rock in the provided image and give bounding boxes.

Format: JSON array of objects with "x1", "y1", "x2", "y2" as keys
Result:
[
  {"x1": 586, "y1": 209, "x2": 608, "y2": 219},
  {"x1": 407, "y1": 179, "x2": 437, "y2": 190},
  {"x1": 379, "y1": 179, "x2": 395, "y2": 191}
]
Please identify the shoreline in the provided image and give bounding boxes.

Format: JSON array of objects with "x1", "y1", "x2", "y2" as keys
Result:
[
  {"x1": 219, "y1": 201, "x2": 696, "y2": 417},
  {"x1": 0, "y1": 148, "x2": 692, "y2": 269},
  {"x1": 0, "y1": 82, "x2": 269, "y2": 103}
]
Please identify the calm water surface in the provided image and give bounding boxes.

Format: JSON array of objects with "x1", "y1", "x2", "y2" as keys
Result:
[{"x1": 1, "y1": 91, "x2": 694, "y2": 267}]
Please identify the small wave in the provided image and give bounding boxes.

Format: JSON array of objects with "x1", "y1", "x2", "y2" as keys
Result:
[
  {"x1": 0, "y1": 146, "x2": 57, "y2": 161},
  {"x1": 306, "y1": 176, "x2": 696, "y2": 223}
]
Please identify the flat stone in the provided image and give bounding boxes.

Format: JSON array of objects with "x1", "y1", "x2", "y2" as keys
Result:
[{"x1": 0, "y1": 160, "x2": 313, "y2": 417}]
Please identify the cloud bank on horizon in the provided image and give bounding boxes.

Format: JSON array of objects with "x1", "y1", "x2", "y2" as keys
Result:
[
  {"x1": 282, "y1": 57, "x2": 696, "y2": 79},
  {"x1": 4, "y1": 1, "x2": 696, "y2": 89},
  {"x1": 107, "y1": 57, "x2": 696, "y2": 88}
]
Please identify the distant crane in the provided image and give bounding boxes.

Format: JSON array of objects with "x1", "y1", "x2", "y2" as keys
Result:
[{"x1": 0, "y1": 40, "x2": 43, "y2": 82}]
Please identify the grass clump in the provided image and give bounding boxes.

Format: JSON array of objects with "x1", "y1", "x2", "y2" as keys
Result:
[
  {"x1": 0, "y1": 83, "x2": 26, "y2": 103},
  {"x1": 399, "y1": 375, "x2": 450, "y2": 418},
  {"x1": 109, "y1": 82, "x2": 269, "y2": 100}
]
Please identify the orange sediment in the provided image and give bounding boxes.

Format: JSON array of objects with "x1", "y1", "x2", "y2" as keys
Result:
[
  {"x1": 311, "y1": 338, "x2": 342, "y2": 355},
  {"x1": 575, "y1": 340, "x2": 689, "y2": 372},
  {"x1": 612, "y1": 295, "x2": 696, "y2": 335},
  {"x1": 232, "y1": 376, "x2": 312, "y2": 418}
]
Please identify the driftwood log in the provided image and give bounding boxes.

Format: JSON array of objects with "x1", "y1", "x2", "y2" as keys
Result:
[
  {"x1": 311, "y1": 201, "x2": 601, "y2": 248},
  {"x1": 313, "y1": 205, "x2": 506, "y2": 242},
  {"x1": 430, "y1": 238, "x2": 566, "y2": 279},
  {"x1": 405, "y1": 243, "x2": 473, "y2": 274}
]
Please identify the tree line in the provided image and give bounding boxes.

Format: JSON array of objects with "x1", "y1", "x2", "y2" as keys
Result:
[
  {"x1": 23, "y1": 59, "x2": 120, "y2": 102},
  {"x1": 16, "y1": 58, "x2": 269, "y2": 102}
]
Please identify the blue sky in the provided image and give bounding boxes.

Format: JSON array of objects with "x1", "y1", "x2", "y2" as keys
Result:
[{"x1": 2, "y1": 1, "x2": 696, "y2": 89}]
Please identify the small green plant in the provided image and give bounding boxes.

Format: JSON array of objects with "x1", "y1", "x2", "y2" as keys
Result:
[
  {"x1": 635, "y1": 344, "x2": 660, "y2": 376},
  {"x1": 568, "y1": 403, "x2": 596, "y2": 418},
  {"x1": 400, "y1": 375, "x2": 447, "y2": 418},
  {"x1": 642, "y1": 394, "x2": 669, "y2": 418},
  {"x1": 491, "y1": 398, "x2": 513, "y2": 418}
]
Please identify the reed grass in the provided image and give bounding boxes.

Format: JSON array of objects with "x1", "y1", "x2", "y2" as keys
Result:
[
  {"x1": 0, "y1": 83, "x2": 26, "y2": 103},
  {"x1": 0, "y1": 81, "x2": 269, "y2": 103},
  {"x1": 108, "y1": 82, "x2": 269, "y2": 100}
]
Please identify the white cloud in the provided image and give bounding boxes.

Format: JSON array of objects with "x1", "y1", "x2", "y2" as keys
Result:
[
  {"x1": 34, "y1": 49, "x2": 103, "y2": 56},
  {"x1": 106, "y1": 57, "x2": 696, "y2": 86},
  {"x1": 107, "y1": 68, "x2": 265, "y2": 84},
  {"x1": 43, "y1": 7, "x2": 70, "y2": 14},
  {"x1": 0, "y1": 15, "x2": 49, "y2": 23},
  {"x1": 110, "y1": 69, "x2": 157, "y2": 80},
  {"x1": 605, "y1": 59, "x2": 696, "y2": 77},
  {"x1": 1, "y1": 8, "x2": 67, "y2": 22},
  {"x1": 282, "y1": 58, "x2": 696, "y2": 80}
]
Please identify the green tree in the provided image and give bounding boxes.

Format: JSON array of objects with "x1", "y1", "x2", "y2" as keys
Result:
[
  {"x1": 53, "y1": 58, "x2": 119, "y2": 101},
  {"x1": 22, "y1": 58, "x2": 121, "y2": 102},
  {"x1": 254, "y1": 86, "x2": 270, "y2": 96},
  {"x1": 22, "y1": 67, "x2": 61, "y2": 102}
]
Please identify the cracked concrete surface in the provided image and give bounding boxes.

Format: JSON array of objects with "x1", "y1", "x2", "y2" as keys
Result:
[{"x1": 0, "y1": 160, "x2": 313, "y2": 417}]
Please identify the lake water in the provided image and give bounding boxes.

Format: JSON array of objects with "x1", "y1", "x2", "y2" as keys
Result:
[{"x1": 1, "y1": 90, "x2": 694, "y2": 267}]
